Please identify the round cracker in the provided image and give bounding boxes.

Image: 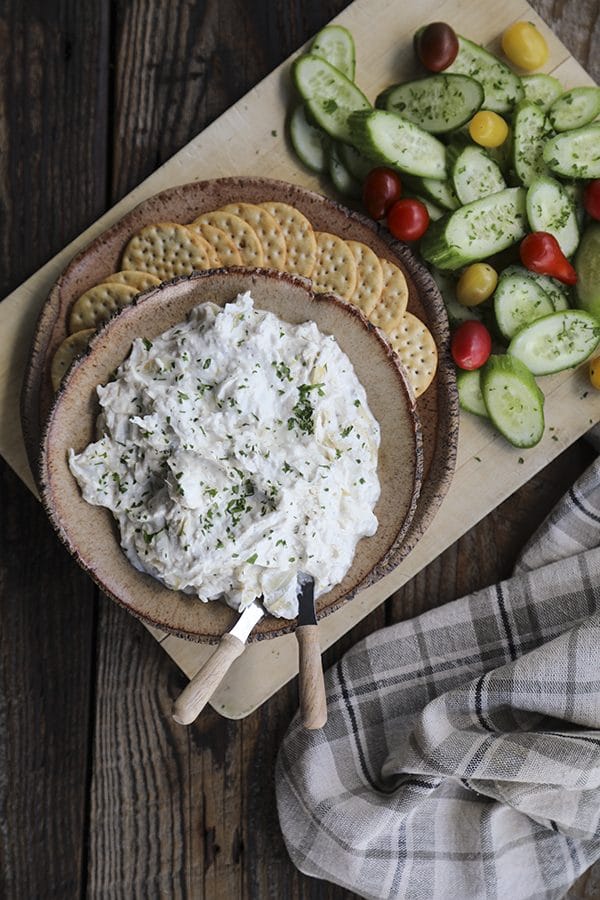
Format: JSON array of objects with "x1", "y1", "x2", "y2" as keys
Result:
[
  {"x1": 103, "y1": 270, "x2": 161, "y2": 290},
  {"x1": 369, "y1": 258, "x2": 409, "y2": 333},
  {"x1": 219, "y1": 202, "x2": 287, "y2": 270},
  {"x1": 192, "y1": 211, "x2": 264, "y2": 267},
  {"x1": 188, "y1": 221, "x2": 242, "y2": 267},
  {"x1": 259, "y1": 201, "x2": 317, "y2": 277},
  {"x1": 121, "y1": 222, "x2": 216, "y2": 280},
  {"x1": 310, "y1": 231, "x2": 357, "y2": 301},
  {"x1": 69, "y1": 282, "x2": 139, "y2": 334},
  {"x1": 51, "y1": 328, "x2": 95, "y2": 391},
  {"x1": 346, "y1": 240, "x2": 384, "y2": 317},
  {"x1": 387, "y1": 312, "x2": 438, "y2": 398}
]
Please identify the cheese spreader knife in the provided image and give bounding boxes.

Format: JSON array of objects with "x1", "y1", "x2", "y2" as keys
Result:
[
  {"x1": 172, "y1": 599, "x2": 264, "y2": 725},
  {"x1": 295, "y1": 575, "x2": 327, "y2": 730}
]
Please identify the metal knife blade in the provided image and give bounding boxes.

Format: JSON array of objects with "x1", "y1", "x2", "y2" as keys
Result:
[
  {"x1": 230, "y1": 598, "x2": 265, "y2": 641},
  {"x1": 297, "y1": 575, "x2": 317, "y2": 626}
]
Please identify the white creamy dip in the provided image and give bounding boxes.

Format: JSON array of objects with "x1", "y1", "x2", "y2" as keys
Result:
[{"x1": 69, "y1": 292, "x2": 380, "y2": 618}]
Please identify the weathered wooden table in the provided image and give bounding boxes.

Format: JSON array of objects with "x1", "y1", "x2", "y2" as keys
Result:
[{"x1": 1, "y1": 1, "x2": 599, "y2": 897}]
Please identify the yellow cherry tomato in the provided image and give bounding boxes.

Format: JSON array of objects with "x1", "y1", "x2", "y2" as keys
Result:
[
  {"x1": 456, "y1": 263, "x2": 498, "y2": 307},
  {"x1": 590, "y1": 356, "x2": 600, "y2": 390},
  {"x1": 501, "y1": 22, "x2": 549, "y2": 72},
  {"x1": 468, "y1": 111, "x2": 509, "y2": 148}
]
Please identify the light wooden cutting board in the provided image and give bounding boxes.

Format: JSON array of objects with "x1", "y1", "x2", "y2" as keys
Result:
[{"x1": 1, "y1": 0, "x2": 598, "y2": 717}]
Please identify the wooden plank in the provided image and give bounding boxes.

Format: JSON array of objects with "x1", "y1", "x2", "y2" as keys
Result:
[{"x1": 0, "y1": 2, "x2": 109, "y2": 898}]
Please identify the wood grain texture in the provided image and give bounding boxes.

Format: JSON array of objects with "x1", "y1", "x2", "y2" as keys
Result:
[
  {"x1": 0, "y1": 1, "x2": 109, "y2": 897},
  {"x1": 1, "y1": 1, "x2": 599, "y2": 898}
]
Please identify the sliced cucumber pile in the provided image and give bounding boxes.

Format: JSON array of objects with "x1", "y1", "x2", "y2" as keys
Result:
[{"x1": 286, "y1": 20, "x2": 600, "y2": 451}]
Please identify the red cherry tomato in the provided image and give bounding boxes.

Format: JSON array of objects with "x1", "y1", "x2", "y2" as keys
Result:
[
  {"x1": 584, "y1": 180, "x2": 600, "y2": 221},
  {"x1": 519, "y1": 231, "x2": 577, "y2": 285},
  {"x1": 362, "y1": 167, "x2": 402, "y2": 220},
  {"x1": 414, "y1": 22, "x2": 459, "y2": 72},
  {"x1": 387, "y1": 198, "x2": 430, "y2": 242},
  {"x1": 451, "y1": 321, "x2": 492, "y2": 370}
]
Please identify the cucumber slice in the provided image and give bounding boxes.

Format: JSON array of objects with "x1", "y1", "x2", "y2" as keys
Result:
[
  {"x1": 404, "y1": 174, "x2": 460, "y2": 211},
  {"x1": 457, "y1": 369, "x2": 488, "y2": 417},
  {"x1": 337, "y1": 142, "x2": 373, "y2": 180},
  {"x1": 310, "y1": 24, "x2": 356, "y2": 81},
  {"x1": 446, "y1": 35, "x2": 524, "y2": 113},
  {"x1": 508, "y1": 310, "x2": 600, "y2": 375},
  {"x1": 501, "y1": 265, "x2": 571, "y2": 312},
  {"x1": 548, "y1": 87, "x2": 600, "y2": 132},
  {"x1": 575, "y1": 222, "x2": 600, "y2": 319},
  {"x1": 292, "y1": 53, "x2": 370, "y2": 144},
  {"x1": 543, "y1": 125, "x2": 600, "y2": 179},
  {"x1": 409, "y1": 195, "x2": 445, "y2": 221},
  {"x1": 288, "y1": 104, "x2": 329, "y2": 173},
  {"x1": 526, "y1": 176, "x2": 579, "y2": 258},
  {"x1": 420, "y1": 188, "x2": 528, "y2": 270},
  {"x1": 493, "y1": 270, "x2": 554, "y2": 340},
  {"x1": 348, "y1": 108, "x2": 447, "y2": 179},
  {"x1": 450, "y1": 145, "x2": 506, "y2": 204},
  {"x1": 376, "y1": 73, "x2": 484, "y2": 134},
  {"x1": 521, "y1": 74, "x2": 564, "y2": 112},
  {"x1": 512, "y1": 101, "x2": 551, "y2": 187},
  {"x1": 328, "y1": 143, "x2": 361, "y2": 198},
  {"x1": 481, "y1": 355, "x2": 545, "y2": 448}
]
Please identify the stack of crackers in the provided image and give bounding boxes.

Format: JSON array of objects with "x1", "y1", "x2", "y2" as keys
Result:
[{"x1": 52, "y1": 201, "x2": 438, "y2": 398}]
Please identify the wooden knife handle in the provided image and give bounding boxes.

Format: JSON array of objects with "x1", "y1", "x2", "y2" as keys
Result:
[
  {"x1": 296, "y1": 624, "x2": 327, "y2": 730},
  {"x1": 172, "y1": 634, "x2": 246, "y2": 725}
]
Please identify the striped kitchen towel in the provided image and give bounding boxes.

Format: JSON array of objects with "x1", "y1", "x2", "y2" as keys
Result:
[{"x1": 276, "y1": 432, "x2": 600, "y2": 899}]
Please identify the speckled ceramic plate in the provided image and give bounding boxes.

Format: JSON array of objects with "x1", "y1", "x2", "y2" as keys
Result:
[
  {"x1": 39, "y1": 268, "x2": 423, "y2": 640},
  {"x1": 23, "y1": 176, "x2": 458, "y2": 641}
]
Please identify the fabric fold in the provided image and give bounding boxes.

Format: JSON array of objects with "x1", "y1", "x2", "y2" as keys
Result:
[{"x1": 276, "y1": 443, "x2": 600, "y2": 899}]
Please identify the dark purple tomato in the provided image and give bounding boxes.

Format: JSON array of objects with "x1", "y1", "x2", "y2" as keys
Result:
[{"x1": 415, "y1": 22, "x2": 459, "y2": 73}]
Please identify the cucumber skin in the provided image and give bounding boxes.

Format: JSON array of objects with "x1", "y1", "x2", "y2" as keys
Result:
[
  {"x1": 348, "y1": 108, "x2": 447, "y2": 179},
  {"x1": 292, "y1": 54, "x2": 370, "y2": 144},
  {"x1": 575, "y1": 223, "x2": 600, "y2": 319},
  {"x1": 420, "y1": 187, "x2": 527, "y2": 270},
  {"x1": 481, "y1": 355, "x2": 545, "y2": 448}
]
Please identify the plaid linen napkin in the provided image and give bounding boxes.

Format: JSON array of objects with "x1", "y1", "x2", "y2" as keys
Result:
[{"x1": 276, "y1": 433, "x2": 600, "y2": 899}]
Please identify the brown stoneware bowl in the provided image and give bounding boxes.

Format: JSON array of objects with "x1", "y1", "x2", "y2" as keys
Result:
[{"x1": 39, "y1": 268, "x2": 424, "y2": 642}]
